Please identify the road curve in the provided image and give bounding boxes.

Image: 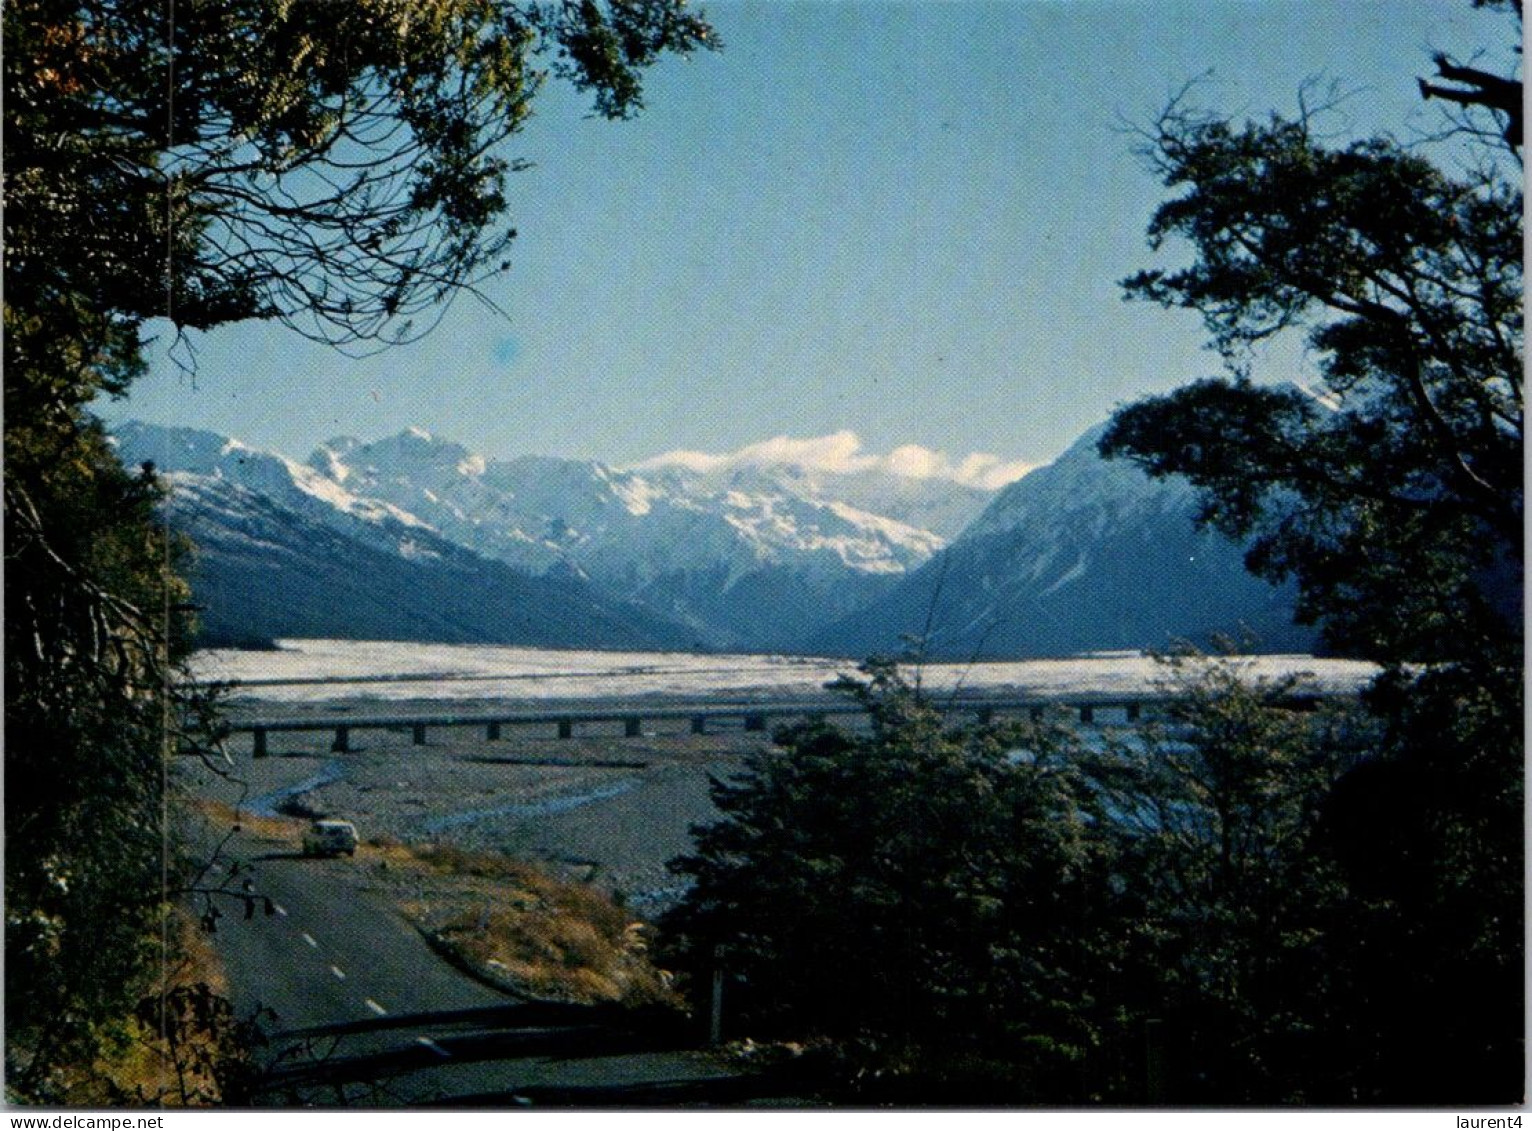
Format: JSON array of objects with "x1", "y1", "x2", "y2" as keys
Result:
[{"x1": 201, "y1": 829, "x2": 741, "y2": 1106}]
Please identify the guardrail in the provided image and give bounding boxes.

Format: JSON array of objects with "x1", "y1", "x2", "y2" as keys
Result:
[{"x1": 230, "y1": 691, "x2": 1339, "y2": 756}]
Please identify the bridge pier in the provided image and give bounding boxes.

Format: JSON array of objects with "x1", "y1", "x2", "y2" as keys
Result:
[{"x1": 232, "y1": 691, "x2": 1340, "y2": 756}]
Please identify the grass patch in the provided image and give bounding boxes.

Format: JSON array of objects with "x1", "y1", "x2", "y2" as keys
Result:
[
  {"x1": 391, "y1": 843, "x2": 678, "y2": 1009},
  {"x1": 185, "y1": 798, "x2": 305, "y2": 844}
]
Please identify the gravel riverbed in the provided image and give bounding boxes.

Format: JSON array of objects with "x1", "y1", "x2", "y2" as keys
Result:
[{"x1": 188, "y1": 698, "x2": 775, "y2": 912}]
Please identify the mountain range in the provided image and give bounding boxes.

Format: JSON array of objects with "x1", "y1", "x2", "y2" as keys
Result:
[{"x1": 111, "y1": 419, "x2": 1312, "y2": 657}]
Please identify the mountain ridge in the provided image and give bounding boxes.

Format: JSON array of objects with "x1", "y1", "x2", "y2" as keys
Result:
[
  {"x1": 113, "y1": 419, "x2": 1309, "y2": 658},
  {"x1": 818, "y1": 423, "x2": 1313, "y2": 659}
]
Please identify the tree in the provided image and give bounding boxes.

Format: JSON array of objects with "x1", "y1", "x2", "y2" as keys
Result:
[
  {"x1": 659, "y1": 657, "x2": 1398, "y2": 1104},
  {"x1": 661, "y1": 662, "x2": 1108, "y2": 1102},
  {"x1": 4, "y1": 428, "x2": 200, "y2": 1099},
  {"x1": 1418, "y1": 0, "x2": 1524, "y2": 151},
  {"x1": 1097, "y1": 10, "x2": 1523, "y2": 1102},
  {"x1": 4, "y1": 0, "x2": 714, "y2": 1100},
  {"x1": 1311, "y1": 658, "x2": 1525, "y2": 1102},
  {"x1": 1100, "y1": 101, "x2": 1521, "y2": 666},
  {"x1": 1081, "y1": 656, "x2": 1375, "y2": 1103}
]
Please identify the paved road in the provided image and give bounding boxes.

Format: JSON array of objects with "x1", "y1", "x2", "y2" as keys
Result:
[
  {"x1": 213, "y1": 850, "x2": 503, "y2": 1029},
  {"x1": 204, "y1": 832, "x2": 745, "y2": 1106}
]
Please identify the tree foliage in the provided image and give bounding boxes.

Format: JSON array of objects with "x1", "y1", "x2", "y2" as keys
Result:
[
  {"x1": 6, "y1": 0, "x2": 714, "y2": 357},
  {"x1": 4, "y1": 0, "x2": 714, "y2": 1101},
  {"x1": 1100, "y1": 100, "x2": 1521, "y2": 664},
  {"x1": 1094, "y1": 12, "x2": 1522, "y2": 1103},
  {"x1": 662, "y1": 662, "x2": 1107, "y2": 1101},
  {"x1": 1082, "y1": 658, "x2": 1374, "y2": 1102},
  {"x1": 1312, "y1": 658, "x2": 1525, "y2": 1103},
  {"x1": 662, "y1": 659, "x2": 1416, "y2": 1104}
]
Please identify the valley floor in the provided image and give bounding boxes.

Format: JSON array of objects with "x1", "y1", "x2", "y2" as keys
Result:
[{"x1": 188, "y1": 703, "x2": 771, "y2": 914}]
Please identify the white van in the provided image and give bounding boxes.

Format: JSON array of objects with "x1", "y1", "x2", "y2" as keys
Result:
[{"x1": 302, "y1": 819, "x2": 359, "y2": 857}]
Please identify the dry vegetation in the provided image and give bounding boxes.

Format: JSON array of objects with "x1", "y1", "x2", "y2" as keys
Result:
[
  {"x1": 389, "y1": 843, "x2": 679, "y2": 1008},
  {"x1": 48, "y1": 910, "x2": 252, "y2": 1107},
  {"x1": 184, "y1": 797, "x2": 308, "y2": 844}
]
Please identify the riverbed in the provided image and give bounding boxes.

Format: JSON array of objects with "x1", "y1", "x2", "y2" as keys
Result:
[{"x1": 186, "y1": 643, "x2": 1380, "y2": 913}]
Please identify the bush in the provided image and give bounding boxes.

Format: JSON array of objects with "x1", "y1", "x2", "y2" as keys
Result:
[
  {"x1": 661, "y1": 660, "x2": 1109, "y2": 1100},
  {"x1": 660, "y1": 654, "x2": 1511, "y2": 1105}
]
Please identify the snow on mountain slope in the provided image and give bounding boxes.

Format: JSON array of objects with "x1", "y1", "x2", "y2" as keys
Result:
[
  {"x1": 112, "y1": 421, "x2": 437, "y2": 562},
  {"x1": 633, "y1": 439, "x2": 1003, "y2": 540},
  {"x1": 299, "y1": 428, "x2": 959, "y2": 646},
  {"x1": 307, "y1": 428, "x2": 949, "y2": 584},
  {"x1": 819, "y1": 424, "x2": 1312, "y2": 659},
  {"x1": 147, "y1": 466, "x2": 695, "y2": 650},
  {"x1": 118, "y1": 418, "x2": 1305, "y2": 657},
  {"x1": 116, "y1": 421, "x2": 977, "y2": 651}
]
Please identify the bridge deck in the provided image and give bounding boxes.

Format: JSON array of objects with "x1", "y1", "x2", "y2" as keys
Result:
[{"x1": 227, "y1": 690, "x2": 1341, "y2": 755}]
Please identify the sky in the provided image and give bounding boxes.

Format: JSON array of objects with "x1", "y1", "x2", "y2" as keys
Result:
[{"x1": 100, "y1": 0, "x2": 1514, "y2": 474}]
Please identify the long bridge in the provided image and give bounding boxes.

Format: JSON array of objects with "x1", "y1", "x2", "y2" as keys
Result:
[{"x1": 229, "y1": 691, "x2": 1340, "y2": 757}]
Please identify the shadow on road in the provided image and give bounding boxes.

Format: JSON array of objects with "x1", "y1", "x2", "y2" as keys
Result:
[
  {"x1": 247, "y1": 1000, "x2": 757, "y2": 1107},
  {"x1": 271, "y1": 1000, "x2": 684, "y2": 1043}
]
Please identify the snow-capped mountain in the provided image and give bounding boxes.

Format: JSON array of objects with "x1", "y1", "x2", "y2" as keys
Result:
[
  {"x1": 301, "y1": 428, "x2": 956, "y2": 648},
  {"x1": 630, "y1": 431, "x2": 1010, "y2": 539},
  {"x1": 115, "y1": 422, "x2": 978, "y2": 651},
  {"x1": 634, "y1": 460, "x2": 995, "y2": 543},
  {"x1": 115, "y1": 418, "x2": 1308, "y2": 657},
  {"x1": 165, "y1": 476, "x2": 697, "y2": 649},
  {"x1": 306, "y1": 427, "x2": 946, "y2": 580},
  {"x1": 112, "y1": 421, "x2": 439, "y2": 560},
  {"x1": 818, "y1": 424, "x2": 1313, "y2": 659},
  {"x1": 111, "y1": 423, "x2": 698, "y2": 650}
]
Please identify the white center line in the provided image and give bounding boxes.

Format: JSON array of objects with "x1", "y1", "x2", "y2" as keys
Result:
[
  {"x1": 301, "y1": 932, "x2": 318, "y2": 948},
  {"x1": 273, "y1": 904, "x2": 288, "y2": 917},
  {"x1": 330, "y1": 965, "x2": 346, "y2": 981},
  {"x1": 416, "y1": 1036, "x2": 451, "y2": 1058},
  {"x1": 364, "y1": 998, "x2": 388, "y2": 1016}
]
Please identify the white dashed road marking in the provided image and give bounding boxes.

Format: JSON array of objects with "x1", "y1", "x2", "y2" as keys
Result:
[
  {"x1": 365, "y1": 998, "x2": 388, "y2": 1016},
  {"x1": 274, "y1": 904, "x2": 288, "y2": 917},
  {"x1": 330, "y1": 965, "x2": 347, "y2": 981},
  {"x1": 302, "y1": 933, "x2": 318, "y2": 948},
  {"x1": 416, "y1": 1036, "x2": 452, "y2": 1059}
]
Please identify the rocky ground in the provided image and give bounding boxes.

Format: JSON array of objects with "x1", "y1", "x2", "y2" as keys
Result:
[{"x1": 185, "y1": 698, "x2": 779, "y2": 913}]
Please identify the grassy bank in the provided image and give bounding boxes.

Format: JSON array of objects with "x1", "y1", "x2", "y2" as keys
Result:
[{"x1": 388, "y1": 843, "x2": 678, "y2": 1007}]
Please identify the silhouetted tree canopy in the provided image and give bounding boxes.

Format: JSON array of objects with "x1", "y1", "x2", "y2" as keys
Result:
[
  {"x1": 662, "y1": 662, "x2": 1110, "y2": 1102},
  {"x1": 1101, "y1": 96, "x2": 1521, "y2": 665},
  {"x1": 3, "y1": 0, "x2": 714, "y2": 1101},
  {"x1": 1097, "y1": 9, "x2": 1522, "y2": 1102},
  {"x1": 7, "y1": 0, "x2": 715, "y2": 362},
  {"x1": 661, "y1": 658, "x2": 1424, "y2": 1104}
]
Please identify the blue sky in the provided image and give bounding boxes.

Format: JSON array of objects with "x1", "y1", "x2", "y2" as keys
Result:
[{"x1": 103, "y1": 0, "x2": 1513, "y2": 471}]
